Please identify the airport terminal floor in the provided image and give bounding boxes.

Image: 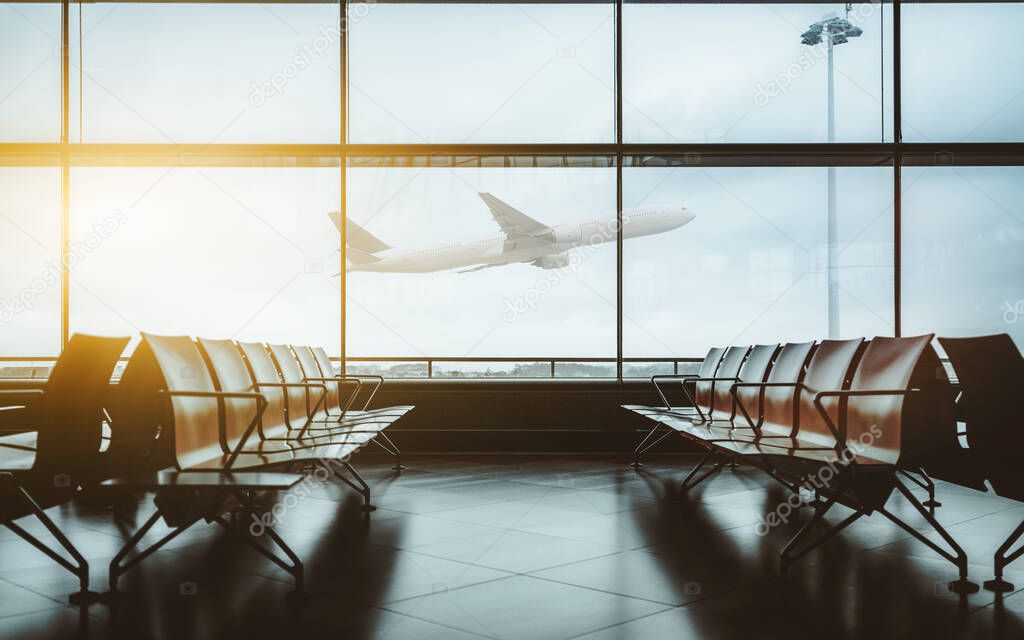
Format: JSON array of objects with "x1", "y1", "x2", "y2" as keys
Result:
[{"x1": 2, "y1": 454, "x2": 1024, "y2": 640}]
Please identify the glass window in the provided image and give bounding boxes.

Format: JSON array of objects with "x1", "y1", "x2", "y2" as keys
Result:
[
  {"x1": 0, "y1": 168, "x2": 62, "y2": 356},
  {"x1": 0, "y1": 3, "x2": 60, "y2": 142},
  {"x1": 903, "y1": 4, "x2": 1024, "y2": 142},
  {"x1": 69, "y1": 166, "x2": 341, "y2": 353},
  {"x1": 623, "y1": 166, "x2": 895, "y2": 357},
  {"x1": 70, "y1": 3, "x2": 341, "y2": 143},
  {"x1": 903, "y1": 167, "x2": 1024, "y2": 347},
  {"x1": 348, "y1": 3, "x2": 614, "y2": 143},
  {"x1": 624, "y1": 3, "x2": 893, "y2": 143},
  {"x1": 345, "y1": 161, "x2": 616, "y2": 358}
]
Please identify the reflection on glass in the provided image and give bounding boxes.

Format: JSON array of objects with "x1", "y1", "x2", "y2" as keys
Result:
[
  {"x1": 433, "y1": 361, "x2": 550, "y2": 379},
  {"x1": 345, "y1": 361, "x2": 429, "y2": 379},
  {"x1": 554, "y1": 362, "x2": 617, "y2": 378},
  {"x1": 69, "y1": 167, "x2": 340, "y2": 352},
  {"x1": 345, "y1": 165, "x2": 616, "y2": 358},
  {"x1": 624, "y1": 3, "x2": 892, "y2": 143},
  {"x1": 903, "y1": 167, "x2": 1024, "y2": 347},
  {"x1": 623, "y1": 166, "x2": 895, "y2": 357},
  {"x1": 70, "y1": 3, "x2": 341, "y2": 143},
  {"x1": 621, "y1": 362, "x2": 674, "y2": 378},
  {"x1": 0, "y1": 3, "x2": 60, "y2": 142},
  {"x1": 0, "y1": 168, "x2": 61, "y2": 356},
  {"x1": 903, "y1": 4, "x2": 1024, "y2": 142},
  {"x1": 349, "y1": 3, "x2": 614, "y2": 142}
]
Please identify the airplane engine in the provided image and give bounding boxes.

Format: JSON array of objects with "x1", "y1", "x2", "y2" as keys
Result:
[{"x1": 531, "y1": 253, "x2": 571, "y2": 269}]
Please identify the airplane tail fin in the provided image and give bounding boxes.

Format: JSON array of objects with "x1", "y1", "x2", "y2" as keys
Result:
[{"x1": 328, "y1": 211, "x2": 392, "y2": 253}]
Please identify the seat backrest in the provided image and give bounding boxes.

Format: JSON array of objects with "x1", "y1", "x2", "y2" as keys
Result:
[
  {"x1": 793, "y1": 338, "x2": 864, "y2": 447},
  {"x1": 758, "y1": 341, "x2": 816, "y2": 436},
  {"x1": 34, "y1": 333, "x2": 129, "y2": 470},
  {"x1": 844, "y1": 335, "x2": 936, "y2": 465},
  {"x1": 693, "y1": 347, "x2": 726, "y2": 413},
  {"x1": 198, "y1": 338, "x2": 261, "y2": 452},
  {"x1": 106, "y1": 340, "x2": 171, "y2": 472},
  {"x1": 236, "y1": 342, "x2": 289, "y2": 433},
  {"x1": 142, "y1": 333, "x2": 225, "y2": 470},
  {"x1": 311, "y1": 347, "x2": 341, "y2": 410},
  {"x1": 292, "y1": 346, "x2": 328, "y2": 418},
  {"x1": 939, "y1": 334, "x2": 1024, "y2": 472},
  {"x1": 731, "y1": 344, "x2": 780, "y2": 425},
  {"x1": 708, "y1": 346, "x2": 751, "y2": 420},
  {"x1": 267, "y1": 344, "x2": 309, "y2": 428}
]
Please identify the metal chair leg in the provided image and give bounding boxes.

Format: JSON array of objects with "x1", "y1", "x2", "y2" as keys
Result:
[
  {"x1": 984, "y1": 519, "x2": 1024, "y2": 593},
  {"x1": 1, "y1": 479, "x2": 99, "y2": 604},
  {"x1": 334, "y1": 461, "x2": 376, "y2": 512},
  {"x1": 103, "y1": 509, "x2": 200, "y2": 601},
  {"x1": 215, "y1": 513, "x2": 309, "y2": 603},
  {"x1": 879, "y1": 478, "x2": 978, "y2": 594},
  {"x1": 679, "y1": 451, "x2": 723, "y2": 493}
]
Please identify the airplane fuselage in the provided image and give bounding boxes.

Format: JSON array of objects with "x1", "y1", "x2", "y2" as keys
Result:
[{"x1": 348, "y1": 206, "x2": 694, "y2": 273}]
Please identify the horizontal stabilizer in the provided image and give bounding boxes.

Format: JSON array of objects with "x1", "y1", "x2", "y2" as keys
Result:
[
  {"x1": 328, "y1": 212, "x2": 392, "y2": 253},
  {"x1": 346, "y1": 247, "x2": 382, "y2": 264}
]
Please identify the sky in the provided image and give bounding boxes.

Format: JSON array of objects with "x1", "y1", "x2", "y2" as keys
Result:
[{"x1": 0, "y1": 3, "x2": 1022, "y2": 362}]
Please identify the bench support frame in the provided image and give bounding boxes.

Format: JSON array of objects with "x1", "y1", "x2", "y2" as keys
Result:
[{"x1": 0, "y1": 474, "x2": 99, "y2": 604}]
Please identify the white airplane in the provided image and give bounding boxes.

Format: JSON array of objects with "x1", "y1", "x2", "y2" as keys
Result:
[{"x1": 330, "y1": 193, "x2": 695, "y2": 274}]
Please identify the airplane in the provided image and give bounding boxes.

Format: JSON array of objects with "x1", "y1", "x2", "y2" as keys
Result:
[{"x1": 330, "y1": 193, "x2": 695, "y2": 274}]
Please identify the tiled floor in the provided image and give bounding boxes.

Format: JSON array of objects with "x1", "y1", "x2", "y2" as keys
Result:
[{"x1": 3, "y1": 455, "x2": 1024, "y2": 639}]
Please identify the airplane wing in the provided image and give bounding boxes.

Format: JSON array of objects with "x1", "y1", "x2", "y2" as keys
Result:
[{"x1": 478, "y1": 193, "x2": 551, "y2": 239}]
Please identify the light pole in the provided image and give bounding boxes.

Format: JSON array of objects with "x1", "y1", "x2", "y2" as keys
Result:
[{"x1": 801, "y1": 6, "x2": 862, "y2": 338}]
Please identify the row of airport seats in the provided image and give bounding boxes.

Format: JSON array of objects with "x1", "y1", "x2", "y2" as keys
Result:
[
  {"x1": 0, "y1": 333, "x2": 411, "y2": 604},
  {"x1": 625, "y1": 334, "x2": 1024, "y2": 594}
]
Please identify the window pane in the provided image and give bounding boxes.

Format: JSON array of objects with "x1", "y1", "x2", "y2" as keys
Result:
[
  {"x1": 903, "y1": 167, "x2": 1024, "y2": 347},
  {"x1": 0, "y1": 168, "x2": 61, "y2": 356},
  {"x1": 72, "y1": 4, "x2": 341, "y2": 143},
  {"x1": 0, "y1": 3, "x2": 60, "y2": 142},
  {"x1": 70, "y1": 167, "x2": 340, "y2": 352},
  {"x1": 624, "y1": 3, "x2": 892, "y2": 143},
  {"x1": 903, "y1": 4, "x2": 1024, "y2": 142},
  {"x1": 349, "y1": 3, "x2": 614, "y2": 143},
  {"x1": 624, "y1": 166, "x2": 894, "y2": 357},
  {"x1": 345, "y1": 163, "x2": 616, "y2": 358}
]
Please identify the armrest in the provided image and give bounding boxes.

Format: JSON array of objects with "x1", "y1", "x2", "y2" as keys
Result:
[
  {"x1": 650, "y1": 375, "x2": 737, "y2": 416},
  {"x1": 810, "y1": 388, "x2": 919, "y2": 459},
  {"x1": 342, "y1": 375, "x2": 384, "y2": 411},
  {"x1": 158, "y1": 389, "x2": 268, "y2": 470}
]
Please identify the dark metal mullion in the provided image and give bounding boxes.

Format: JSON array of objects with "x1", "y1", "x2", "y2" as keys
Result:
[
  {"x1": 893, "y1": 0, "x2": 902, "y2": 337},
  {"x1": 340, "y1": 0, "x2": 348, "y2": 374},
  {"x1": 614, "y1": 0, "x2": 623, "y2": 381},
  {"x1": 60, "y1": 0, "x2": 70, "y2": 350}
]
